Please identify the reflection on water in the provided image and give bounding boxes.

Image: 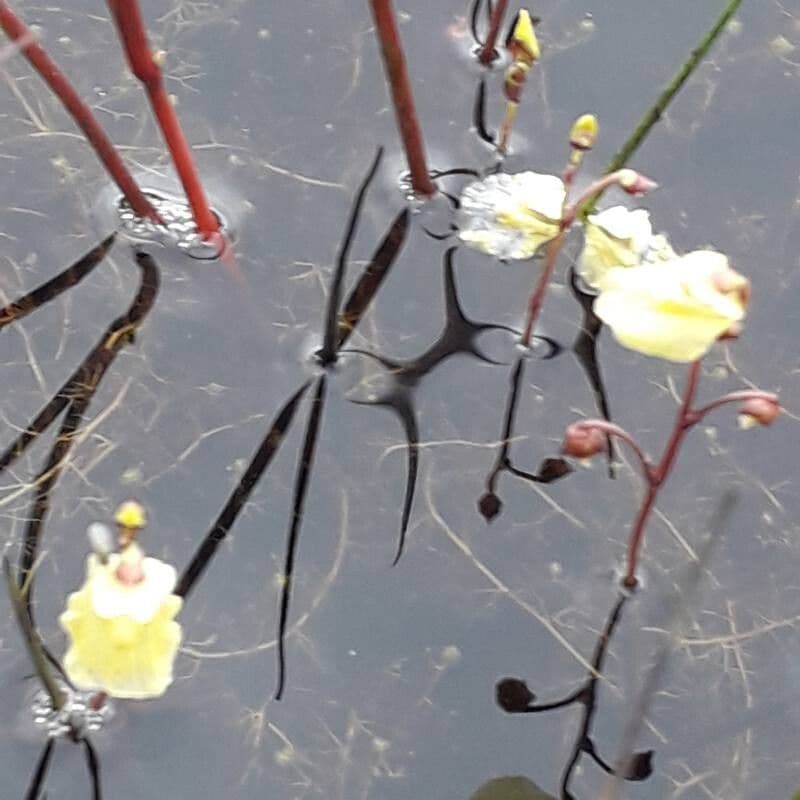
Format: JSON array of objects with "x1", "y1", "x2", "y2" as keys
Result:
[{"x1": 1, "y1": 1, "x2": 799, "y2": 798}]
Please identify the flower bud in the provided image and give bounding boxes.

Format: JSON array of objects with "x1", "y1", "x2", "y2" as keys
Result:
[
  {"x1": 737, "y1": 396, "x2": 781, "y2": 429},
  {"x1": 115, "y1": 500, "x2": 147, "y2": 530},
  {"x1": 569, "y1": 113, "x2": 598, "y2": 151},
  {"x1": 508, "y1": 10, "x2": 540, "y2": 64},
  {"x1": 617, "y1": 169, "x2": 659, "y2": 196},
  {"x1": 561, "y1": 423, "x2": 605, "y2": 459}
]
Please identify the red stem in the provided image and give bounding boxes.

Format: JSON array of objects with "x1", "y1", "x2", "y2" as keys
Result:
[
  {"x1": 0, "y1": 1, "x2": 161, "y2": 222},
  {"x1": 106, "y1": 0, "x2": 219, "y2": 238},
  {"x1": 577, "y1": 368, "x2": 777, "y2": 588},
  {"x1": 519, "y1": 171, "x2": 635, "y2": 348},
  {"x1": 623, "y1": 360, "x2": 702, "y2": 587},
  {"x1": 691, "y1": 389, "x2": 779, "y2": 424},
  {"x1": 520, "y1": 230, "x2": 564, "y2": 347},
  {"x1": 368, "y1": 0, "x2": 436, "y2": 198},
  {"x1": 478, "y1": 0, "x2": 509, "y2": 66},
  {"x1": 571, "y1": 420, "x2": 653, "y2": 483}
]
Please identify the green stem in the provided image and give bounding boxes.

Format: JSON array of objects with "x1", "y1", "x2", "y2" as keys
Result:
[
  {"x1": 582, "y1": 0, "x2": 742, "y2": 219},
  {"x1": 3, "y1": 557, "x2": 66, "y2": 710}
]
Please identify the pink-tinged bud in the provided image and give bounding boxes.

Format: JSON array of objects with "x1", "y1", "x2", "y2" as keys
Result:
[
  {"x1": 561, "y1": 423, "x2": 605, "y2": 459},
  {"x1": 737, "y1": 396, "x2": 781, "y2": 429},
  {"x1": 617, "y1": 169, "x2": 659, "y2": 196}
]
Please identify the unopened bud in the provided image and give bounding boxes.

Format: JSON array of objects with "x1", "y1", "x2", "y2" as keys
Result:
[
  {"x1": 508, "y1": 10, "x2": 540, "y2": 64},
  {"x1": 561, "y1": 423, "x2": 605, "y2": 459},
  {"x1": 737, "y1": 396, "x2": 781, "y2": 429},
  {"x1": 114, "y1": 500, "x2": 147, "y2": 530},
  {"x1": 710, "y1": 267, "x2": 750, "y2": 309},
  {"x1": 617, "y1": 169, "x2": 658, "y2": 196},
  {"x1": 569, "y1": 114, "x2": 598, "y2": 151}
]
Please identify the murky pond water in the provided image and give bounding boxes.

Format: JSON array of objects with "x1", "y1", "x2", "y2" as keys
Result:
[{"x1": 1, "y1": 1, "x2": 799, "y2": 798}]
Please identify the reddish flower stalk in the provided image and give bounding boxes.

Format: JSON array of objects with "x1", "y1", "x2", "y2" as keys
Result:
[
  {"x1": 564, "y1": 363, "x2": 780, "y2": 588},
  {"x1": 519, "y1": 170, "x2": 656, "y2": 348},
  {"x1": 106, "y1": 0, "x2": 219, "y2": 238},
  {"x1": 477, "y1": 0, "x2": 509, "y2": 66},
  {"x1": 0, "y1": 1, "x2": 161, "y2": 222},
  {"x1": 368, "y1": 0, "x2": 436, "y2": 198}
]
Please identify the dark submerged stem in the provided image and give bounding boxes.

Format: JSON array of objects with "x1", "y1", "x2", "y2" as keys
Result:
[
  {"x1": 368, "y1": 0, "x2": 436, "y2": 198},
  {"x1": 0, "y1": 3, "x2": 160, "y2": 221},
  {"x1": 24, "y1": 738, "x2": 55, "y2": 800}
]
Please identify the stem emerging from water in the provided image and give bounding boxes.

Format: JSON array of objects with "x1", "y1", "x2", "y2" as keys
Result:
[
  {"x1": 106, "y1": 0, "x2": 219, "y2": 238},
  {"x1": 368, "y1": 0, "x2": 436, "y2": 198},
  {"x1": 569, "y1": 361, "x2": 778, "y2": 588},
  {"x1": 0, "y1": 2, "x2": 161, "y2": 222},
  {"x1": 477, "y1": 0, "x2": 508, "y2": 66}
]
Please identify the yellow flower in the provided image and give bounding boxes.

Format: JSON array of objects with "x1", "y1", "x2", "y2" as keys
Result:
[
  {"x1": 60, "y1": 543, "x2": 182, "y2": 699},
  {"x1": 578, "y1": 206, "x2": 675, "y2": 289},
  {"x1": 593, "y1": 250, "x2": 749, "y2": 362},
  {"x1": 458, "y1": 172, "x2": 565, "y2": 260}
]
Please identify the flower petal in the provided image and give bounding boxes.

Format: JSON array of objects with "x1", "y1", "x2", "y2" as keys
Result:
[
  {"x1": 458, "y1": 172, "x2": 565, "y2": 260},
  {"x1": 594, "y1": 251, "x2": 748, "y2": 362}
]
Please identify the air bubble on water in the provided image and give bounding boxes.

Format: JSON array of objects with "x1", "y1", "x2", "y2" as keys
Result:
[
  {"x1": 117, "y1": 191, "x2": 226, "y2": 260},
  {"x1": 31, "y1": 686, "x2": 114, "y2": 739}
]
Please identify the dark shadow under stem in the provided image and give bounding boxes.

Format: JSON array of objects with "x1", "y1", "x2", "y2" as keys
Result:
[
  {"x1": 274, "y1": 374, "x2": 327, "y2": 700},
  {"x1": 318, "y1": 146, "x2": 384, "y2": 365},
  {"x1": 175, "y1": 381, "x2": 311, "y2": 599},
  {"x1": 23, "y1": 738, "x2": 54, "y2": 800}
]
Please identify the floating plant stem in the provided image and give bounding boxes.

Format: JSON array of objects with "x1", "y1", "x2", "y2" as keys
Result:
[
  {"x1": 15, "y1": 252, "x2": 160, "y2": 609},
  {"x1": 3, "y1": 557, "x2": 66, "y2": 711},
  {"x1": 0, "y1": 3, "x2": 160, "y2": 222},
  {"x1": 275, "y1": 375, "x2": 327, "y2": 700},
  {"x1": 106, "y1": 0, "x2": 219, "y2": 238},
  {"x1": 582, "y1": 0, "x2": 743, "y2": 218},
  {"x1": 477, "y1": 0, "x2": 508, "y2": 65},
  {"x1": 368, "y1": 0, "x2": 436, "y2": 198},
  {"x1": 176, "y1": 381, "x2": 311, "y2": 599}
]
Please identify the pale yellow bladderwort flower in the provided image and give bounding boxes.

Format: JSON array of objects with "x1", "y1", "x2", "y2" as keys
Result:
[
  {"x1": 458, "y1": 171, "x2": 565, "y2": 260},
  {"x1": 593, "y1": 250, "x2": 749, "y2": 362},
  {"x1": 60, "y1": 512, "x2": 182, "y2": 699},
  {"x1": 578, "y1": 205, "x2": 675, "y2": 290}
]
